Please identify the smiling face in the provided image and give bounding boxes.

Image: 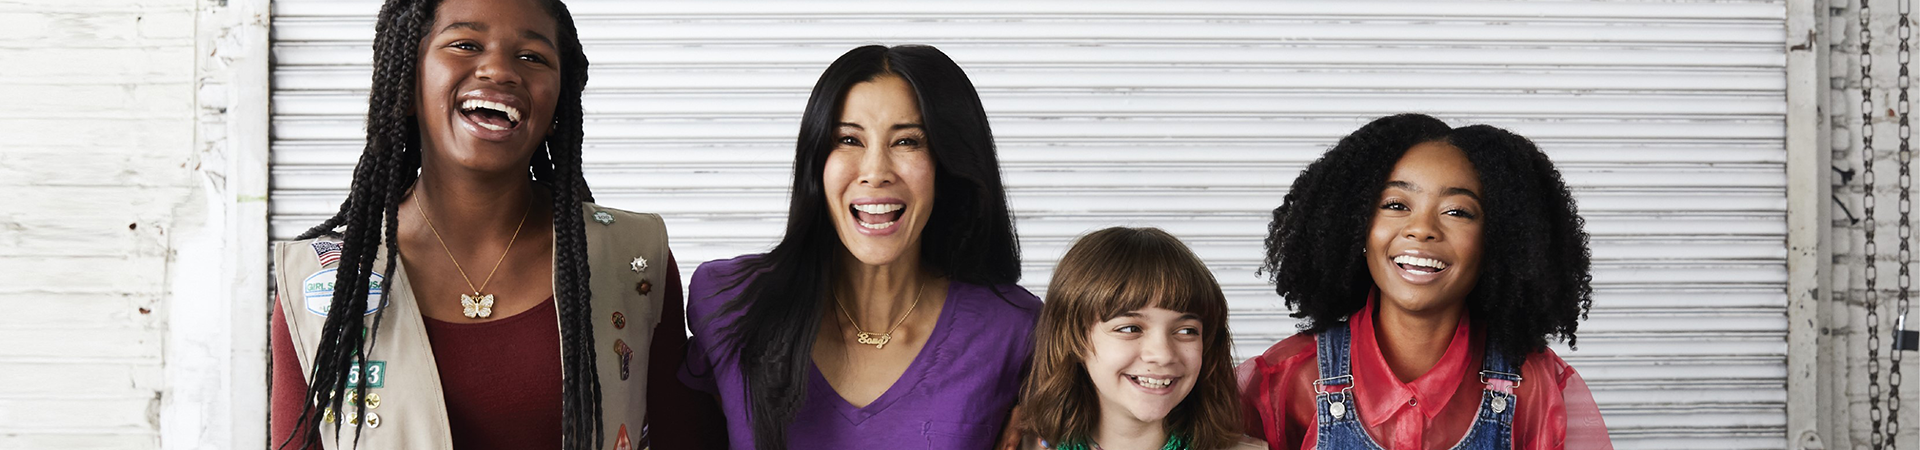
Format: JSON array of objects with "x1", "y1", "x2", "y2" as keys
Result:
[
  {"x1": 415, "y1": 0, "x2": 561, "y2": 175},
  {"x1": 1366, "y1": 141, "x2": 1486, "y2": 315},
  {"x1": 1082, "y1": 306, "x2": 1205, "y2": 427},
  {"x1": 822, "y1": 75, "x2": 938, "y2": 267}
]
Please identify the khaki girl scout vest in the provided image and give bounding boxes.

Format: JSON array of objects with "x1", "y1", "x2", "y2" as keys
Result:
[{"x1": 273, "y1": 203, "x2": 668, "y2": 450}]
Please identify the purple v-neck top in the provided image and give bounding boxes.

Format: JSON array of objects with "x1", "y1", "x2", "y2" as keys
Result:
[{"x1": 679, "y1": 255, "x2": 1042, "y2": 450}]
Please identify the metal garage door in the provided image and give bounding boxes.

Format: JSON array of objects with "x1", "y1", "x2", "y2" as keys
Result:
[{"x1": 267, "y1": 1, "x2": 1789, "y2": 448}]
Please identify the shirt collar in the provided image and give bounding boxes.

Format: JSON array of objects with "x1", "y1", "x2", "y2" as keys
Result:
[{"x1": 1347, "y1": 289, "x2": 1475, "y2": 427}]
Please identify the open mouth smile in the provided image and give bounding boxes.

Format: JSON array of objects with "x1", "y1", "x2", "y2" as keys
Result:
[
  {"x1": 461, "y1": 99, "x2": 522, "y2": 131},
  {"x1": 849, "y1": 199, "x2": 905, "y2": 236},
  {"x1": 1391, "y1": 254, "x2": 1450, "y2": 284},
  {"x1": 455, "y1": 92, "x2": 528, "y2": 142},
  {"x1": 1125, "y1": 374, "x2": 1179, "y2": 392}
]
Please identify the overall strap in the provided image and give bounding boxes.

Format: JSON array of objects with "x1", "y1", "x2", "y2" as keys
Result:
[
  {"x1": 1474, "y1": 344, "x2": 1524, "y2": 429},
  {"x1": 1313, "y1": 319, "x2": 1354, "y2": 390},
  {"x1": 1311, "y1": 318, "x2": 1358, "y2": 428},
  {"x1": 1311, "y1": 318, "x2": 1382, "y2": 450},
  {"x1": 1478, "y1": 346, "x2": 1523, "y2": 394}
]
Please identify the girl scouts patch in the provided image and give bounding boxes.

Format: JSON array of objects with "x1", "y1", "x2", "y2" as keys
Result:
[{"x1": 303, "y1": 268, "x2": 387, "y2": 317}]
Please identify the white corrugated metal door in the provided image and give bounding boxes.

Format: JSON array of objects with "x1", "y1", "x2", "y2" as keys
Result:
[{"x1": 268, "y1": 2, "x2": 1788, "y2": 448}]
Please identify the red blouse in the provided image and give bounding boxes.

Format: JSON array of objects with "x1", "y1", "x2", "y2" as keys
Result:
[{"x1": 1235, "y1": 293, "x2": 1613, "y2": 450}]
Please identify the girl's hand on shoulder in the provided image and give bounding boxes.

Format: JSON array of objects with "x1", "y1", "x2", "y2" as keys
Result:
[{"x1": 1231, "y1": 436, "x2": 1270, "y2": 450}]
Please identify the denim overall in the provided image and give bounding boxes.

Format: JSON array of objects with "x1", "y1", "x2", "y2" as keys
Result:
[{"x1": 1312, "y1": 320, "x2": 1522, "y2": 450}]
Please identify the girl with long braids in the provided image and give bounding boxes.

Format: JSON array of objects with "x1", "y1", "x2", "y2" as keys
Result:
[
  {"x1": 679, "y1": 44, "x2": 1040, "y2": 450},
  {"x1": 1236, "y1": 114, "x2": 1612, "y2": 450},
  {"x1": 267, "y1": 0, "x2": 706, "y2": 449}
]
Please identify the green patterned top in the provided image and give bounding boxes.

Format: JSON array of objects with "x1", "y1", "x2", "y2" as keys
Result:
[{"x1": 1053, "y1": 434, "x2": 1188, "y2": 450}]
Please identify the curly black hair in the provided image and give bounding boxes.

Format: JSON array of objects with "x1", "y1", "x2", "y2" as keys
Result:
[{"x1": 1260, "y1": 113, "x2": 1593, "y2": 361}]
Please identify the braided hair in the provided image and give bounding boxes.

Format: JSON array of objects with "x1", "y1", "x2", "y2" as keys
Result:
[{"x1": 275, "y1": 0, "x2": 601, "y2": 449}]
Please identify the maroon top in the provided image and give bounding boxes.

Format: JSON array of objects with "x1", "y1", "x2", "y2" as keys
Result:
[
  {"x1": 426, "y1": 296, "x2": 564, "y2": 450},
  {"x1": 270, "y1": 256, "x2": 727, "y2": 450}
]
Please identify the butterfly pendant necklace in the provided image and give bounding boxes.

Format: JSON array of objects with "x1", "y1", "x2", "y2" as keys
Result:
[{"x1": 414, "y1": 190, "x2": 529, "y2": 319}]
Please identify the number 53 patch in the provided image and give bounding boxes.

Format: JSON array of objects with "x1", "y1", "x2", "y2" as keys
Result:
[{"x1": 346, "y1": 361, "x2": 387, "y2": 388}]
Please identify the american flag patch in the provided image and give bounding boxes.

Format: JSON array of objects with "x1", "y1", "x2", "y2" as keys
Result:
[{"x1": 311, "y1": 241, "x2": 342, "y2": 267}]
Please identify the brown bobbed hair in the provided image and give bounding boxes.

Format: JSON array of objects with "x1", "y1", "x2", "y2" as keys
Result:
[{"x1": 1019, "y1": 227, "x2": 1242, "y2": 450}]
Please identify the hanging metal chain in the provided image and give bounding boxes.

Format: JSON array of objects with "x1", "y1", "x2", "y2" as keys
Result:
[
  {"x1": 1893, "y1": 0, "x2": 1913, "y2": 441},
  {"x1": 1862, "y1": 0, "x2": 1886, "y2": 447}
]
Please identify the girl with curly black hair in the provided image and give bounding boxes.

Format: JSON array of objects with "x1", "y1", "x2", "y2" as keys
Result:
[
  {"x1": 266, "y1": 0, "x2": 711, "y2": 449},
  {"x1": 1236, "y1": 114, "x2": 1613, "y2": 450}
]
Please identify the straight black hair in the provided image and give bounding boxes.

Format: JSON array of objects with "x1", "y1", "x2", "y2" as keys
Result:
[
  {"x1": 713, "y1": 44, "x2": 1023, "y2": 450},
  {"x1": 276, "y1": 0, "x2": 601, "y2": 449}
]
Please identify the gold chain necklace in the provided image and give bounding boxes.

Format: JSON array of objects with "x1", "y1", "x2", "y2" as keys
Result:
[
  {"x1": 833, "y1": 281, "x2": 926, "y2": 349},
  {"x1": 413, "y1": 189, "x2": 529, "y2": 319}
]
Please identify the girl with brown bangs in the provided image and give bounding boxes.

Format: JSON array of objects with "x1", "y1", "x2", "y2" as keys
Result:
[{"x1": 1018, "y1": 227, "x2": 1266, "y2": 450}]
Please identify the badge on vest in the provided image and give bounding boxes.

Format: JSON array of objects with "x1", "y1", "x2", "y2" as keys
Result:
[
  {"x1": 311, "y1": 241, "x2": 343, "y2": 267},
  {"x1": 613, "y1": 339, "x2": 633, "y2": 380},
  {"x1": 346, "y1": 360, "x2": 387, "y2": 388},
  {"x1": 303, "y1": 268, "x2": 388, "y2": 317}
]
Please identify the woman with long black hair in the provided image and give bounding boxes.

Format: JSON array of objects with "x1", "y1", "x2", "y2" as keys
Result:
[
  {"x1": 266, "y1": 0, "x2": 703, "y2": 449},
  {"x1": 679, "y1": 44, "x2": 1040, "y2": 450}
]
